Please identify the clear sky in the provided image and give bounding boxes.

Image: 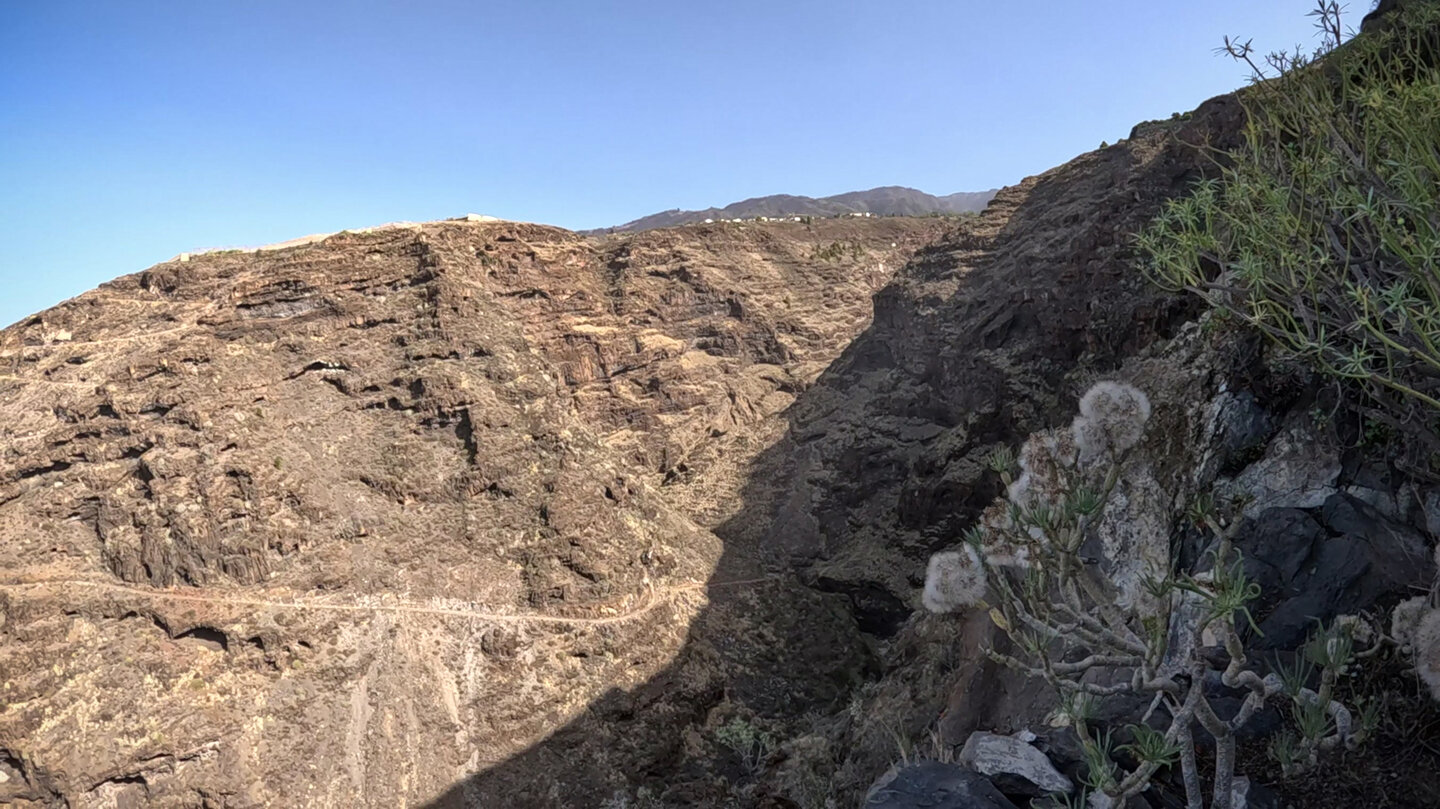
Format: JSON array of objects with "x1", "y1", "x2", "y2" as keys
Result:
[{"x1": 1, "y1": 1, "x2": 1351, "y2": 327}]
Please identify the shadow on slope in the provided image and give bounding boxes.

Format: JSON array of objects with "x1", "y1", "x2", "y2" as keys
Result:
[{"x1": 422, "y1": 94, "x2": 1244, "y2": 809}]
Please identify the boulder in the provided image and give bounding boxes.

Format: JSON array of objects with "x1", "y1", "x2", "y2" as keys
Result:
[
  {"x1": 865, "y1": 762, "x2": 1020, "y2": 809},
  {"x1": 1218, "y1": 422, "x2": 1340, "y2": 519},
  {"x1": 958, "y1": 731, "x2": 1073, "y2": 797},
  {"x1": 1236, "y1": 493, "x2": 1433, "y2": 650},
  {"x1": 1239, "y1": 508, "x2": 1326, "y2": 599},
  {"x1": 1209, "y1": 390, "x2": 1275, "y2": 475}
]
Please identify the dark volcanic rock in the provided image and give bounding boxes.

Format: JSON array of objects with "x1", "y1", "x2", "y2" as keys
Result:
[
  {"x1": 723, "y1": 93, "x2": 1248, "y2": 614},
  {"x1": 1211, "y1": 391, "x2": 1276, "y2": 474},
  {"x1": 1242, "y1": 494, "x2": 1433, "y2": 650},
  {"x1": 865, "y1": 762, "x2": 1019, "y2": 809}
]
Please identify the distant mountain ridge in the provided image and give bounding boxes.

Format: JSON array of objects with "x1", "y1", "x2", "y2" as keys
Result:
[{"x1": 600, "y1": 185, "x2": 998, "y2": 233}]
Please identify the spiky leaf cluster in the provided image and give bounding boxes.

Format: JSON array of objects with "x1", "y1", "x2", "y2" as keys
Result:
[{"x1": 1138, "y1": 4, "x2": 1440, "y2": 451}]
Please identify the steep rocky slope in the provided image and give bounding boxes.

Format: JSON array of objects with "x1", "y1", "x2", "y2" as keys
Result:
[
  {"x1": 717, "y1": 54, "x2": 1440, "y2": 809},
  {"x1": 439, "y1": 82, "x2": 1438, "y2": 808},
  {"x1": 432, "y1": 96, "x2": 1246, "y2": 807},
  {"x1": 7, "y1": 10, "x2": 1440, "y2": 804},
  {"x1": 0, "y1": 217, "x2": 954, "y2": 807},
  {"x1": 732, "y1": 87, "x2": 1440, "y2": 803},
  {"x1": 715, "y1": 96, "x2": 1249, "y2": 636}
]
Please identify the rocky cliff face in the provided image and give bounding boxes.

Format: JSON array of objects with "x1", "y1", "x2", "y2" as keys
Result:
[
  {"x1": 5, "y1": 42, "x2": 1439, "y2": 809},
  {"x1": 713, "y1": 100, "x2": 1241, "y2": 629},
  {"x1": 0, "y1": 217, "x2": 953, "y2": 807},
  {"x1": 745, "y1": 90, "x2": 1440, "y2": 808},
  {"x1": 424, "y1": 83, "x2": 1435, "y2": 808}
]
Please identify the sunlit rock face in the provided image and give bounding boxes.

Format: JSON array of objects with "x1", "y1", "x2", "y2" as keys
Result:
[{"x1": 0, "y1": 215, "x2": 951, "y2": 806}]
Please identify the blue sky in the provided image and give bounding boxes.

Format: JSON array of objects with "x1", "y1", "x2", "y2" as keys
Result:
[{"x1": 2, "y1": 1, "x2": 1349, "y2": 327}]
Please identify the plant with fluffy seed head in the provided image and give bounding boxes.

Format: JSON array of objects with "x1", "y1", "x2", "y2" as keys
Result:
[
  {"x1": 1009, "y1": 430, "x2": 1080, "y2": 508},
  {"x1": 1391, "y1": 596, "x2": 1430, "y2": 650},
  {"x1": 1412, "y1": 609, "x2": 1440, "y2": 701},
  {"x1": 923, "y1": 545, "x2": 988, "y2": 614},
  {"x1": 1390, "y1": 551, "x2": 1440, "y2": 700},
  {"x1": 928, "y1": 378, "x2": 1376, "y2": 809},
  {"x1": 1333, "y1": 614, "x2": 1375, "y2": 646},
  {"x1": 1072, "y1": 381, "x2": 1152, "y2": 467}
]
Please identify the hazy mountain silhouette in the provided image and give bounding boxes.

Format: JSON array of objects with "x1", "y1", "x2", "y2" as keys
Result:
[{"x1": 599, "y1": 185, "x2": 997, "y2": 232}]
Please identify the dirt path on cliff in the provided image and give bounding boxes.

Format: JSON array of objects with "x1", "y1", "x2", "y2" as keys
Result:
[{"x1": 0, "y1": 575, "x2": 781, "y2": 626}]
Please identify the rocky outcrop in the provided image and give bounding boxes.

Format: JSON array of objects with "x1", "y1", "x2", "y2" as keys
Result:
[
  {"x1": 818, "y1": 310, "x2": 1439, "y2": 805},
  {"x1": 663, "y1": 98, "x2": 1247, "y2": 801},
  {"x1": 957, "y1": 732, "x2": 1072, "y2": 797},
  {"x1": 865, "y1": 763, "x2": 1019, "y2": 809},
  {"x1": 0, "y1": 216, "x2": 953, "y2": 806},
  {"x1": 1238, "y1": 492, "x2": 1432, "y2": 650},
  {"x1": 715, "y1": 96, "x2": 1250, "y2": 639}
]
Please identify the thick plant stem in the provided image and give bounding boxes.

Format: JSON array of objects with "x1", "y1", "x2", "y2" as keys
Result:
[
  {"x1": 1213, "y1": 731, "x2": 1237, "y2": 809},
  {"x1": 1176, "y1": 719, "x2": 1204, "y2": 809},
  {"x1": 1193, "y1": 694, "x2": 1235, "y2": 809}
]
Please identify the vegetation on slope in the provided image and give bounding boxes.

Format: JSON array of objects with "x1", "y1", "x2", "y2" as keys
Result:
[{"x1": 1139, "y1": 1, "x2": 1440, "y2": 466}]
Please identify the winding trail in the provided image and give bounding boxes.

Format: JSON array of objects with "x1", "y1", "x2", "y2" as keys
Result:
[
  {"x1": 0, "y1": 575, "x2": 780, "y2": 627},
  {"x1": 0, "y1": 375, "x2": 107, "y2": 389}
]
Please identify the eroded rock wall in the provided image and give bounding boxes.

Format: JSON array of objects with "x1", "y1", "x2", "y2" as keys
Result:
[{"x1": 0, "y1": 216, "x2": 950, "y2": 807}]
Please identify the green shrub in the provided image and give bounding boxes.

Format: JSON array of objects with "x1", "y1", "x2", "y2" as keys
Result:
[
  {"x1": 714, "y1": 716, "x2": 775, "y2": 775},
  {"x1": 808, "y1": 240, "x2": 866, "y2": 262},
  {"x1": 1137, "y1": 2, "x2": 1440, "y2": 451}
]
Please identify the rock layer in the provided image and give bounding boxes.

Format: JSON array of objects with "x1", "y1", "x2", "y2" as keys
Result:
[{"x1": 0, "y1": 216, "x2": 951, "y2": 807}]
